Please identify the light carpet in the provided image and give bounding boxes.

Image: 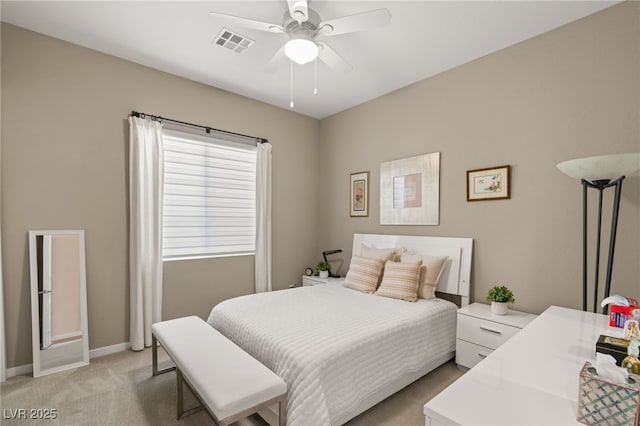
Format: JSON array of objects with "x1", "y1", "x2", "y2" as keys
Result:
[{"x1": 1, "y1": 348, "x2": 463, "y2": 425}]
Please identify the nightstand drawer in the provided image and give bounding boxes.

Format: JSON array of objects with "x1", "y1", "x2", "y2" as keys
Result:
[
  {"x1": 456, "y1": 339, "x2": 494, "y2": 369},
  {"x1": 457, "y1": 315, "x2": 520, "y2": 349}
]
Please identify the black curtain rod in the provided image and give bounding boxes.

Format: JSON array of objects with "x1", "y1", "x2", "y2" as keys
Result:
[{"x1": 131, "y1": 111, "x2": 268, "y2": 144}]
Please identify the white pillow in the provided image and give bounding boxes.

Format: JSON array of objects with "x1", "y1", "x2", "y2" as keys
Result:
[
  {"x1": 360, "y1": 244, "x2": 401, "y2": 262},
  {"x1": 400, "y1": 253, "x2": 447, "y2": 299}
]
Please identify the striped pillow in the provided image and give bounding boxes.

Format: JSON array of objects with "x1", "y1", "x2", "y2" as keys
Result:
[
  {"x1": 344, "y1": 256, "x2": 385, "y2": 294},
  {"x1": 375, "y1": 260, "x2": 422, "y2": 302}
]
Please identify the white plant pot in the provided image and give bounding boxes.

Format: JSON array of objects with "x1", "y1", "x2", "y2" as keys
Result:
[
  {"x1": 319, "y1": 270, "x2": 329, "y2": 279},
  {"x1": 491, "y1": 301, "x2": 508, "y2": 315}
]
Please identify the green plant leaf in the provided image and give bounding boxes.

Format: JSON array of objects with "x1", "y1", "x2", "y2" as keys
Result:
[{"x1": 486, "y1": 285, "x2": 515, "y2": 303}]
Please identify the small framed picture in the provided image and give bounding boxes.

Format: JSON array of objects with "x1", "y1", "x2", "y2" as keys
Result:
[
  {"x1": 350, "y1": 171, "x2": 369, "y2": 217},
  {"x1": 466, "y1": 165, "x2": 511, "y2": 201}
]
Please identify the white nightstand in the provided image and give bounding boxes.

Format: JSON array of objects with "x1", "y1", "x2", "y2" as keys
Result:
[
  {"x1": 456, "y1": 302, "x2": 537, "y2": 369},
  {"x1": 301, "y1": 276, "x2": 345, "y2": 286}
]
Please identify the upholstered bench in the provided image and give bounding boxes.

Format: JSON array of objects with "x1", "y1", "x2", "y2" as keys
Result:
[{"x1": 151, "y1": 316, "x2": 287, "y2": 426}]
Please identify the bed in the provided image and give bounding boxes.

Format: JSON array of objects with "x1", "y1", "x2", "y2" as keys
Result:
[{"x1": 207, "y1": 233, "x2": 473, "y2": 426}]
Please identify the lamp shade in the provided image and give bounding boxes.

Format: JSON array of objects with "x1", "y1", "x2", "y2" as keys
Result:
[
  {"x1": 557, "y1": 153, "x2": 640, "y2": 182},
  {"x1": 284, "y1": 35, "x2": 318, "y2": 65}
]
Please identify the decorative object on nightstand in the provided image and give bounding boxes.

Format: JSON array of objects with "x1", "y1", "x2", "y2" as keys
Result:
[
  {"x1": 557, "y1": 152, "x2": 640, "y2": 314},
  {"x1": 316, "y1": 261, "x2": 330, "y2": 279},
  {"x1": 456, "y1": 302, "x2": 536, "y2": 369},
  {"x1": 486, "y1": 285, "x2": 515, "y2": 315},
  {"x1": 321, "y1": 249, "x2": 343, "y2": 278}
]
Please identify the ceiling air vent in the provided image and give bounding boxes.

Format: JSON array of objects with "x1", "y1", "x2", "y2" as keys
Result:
[{"x1": 213, "y1": 28, "x2": 254, "y2": 53}]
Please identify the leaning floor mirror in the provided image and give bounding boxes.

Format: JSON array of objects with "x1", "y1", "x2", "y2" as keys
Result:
[{"x1": 29, "y1": 230, "x2": 89, "y2": 377}]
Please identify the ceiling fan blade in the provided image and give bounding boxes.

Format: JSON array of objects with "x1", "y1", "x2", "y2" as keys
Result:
[
  {"x1": 264, "y1": 45, "x2": 288, "y2": 73},
  {"x1": 208, "y1": 11, "x2": 285, "y2": 33},
  {"x1": 319, "y1": 8, "x2": 391, "y2": 37},
  {"x1": 287, "y1": 0, "x2": 309, "y2": 23},
  {"x1": 317, "y1": 42, "x2": 352, "y2": 73}
]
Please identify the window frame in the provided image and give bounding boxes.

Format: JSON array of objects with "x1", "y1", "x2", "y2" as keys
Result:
[{"x1": 161, "y1": 127, "x2": 258, "y2": 261}]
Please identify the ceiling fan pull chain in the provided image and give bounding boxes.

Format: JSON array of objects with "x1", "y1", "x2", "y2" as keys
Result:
[
  {"x1": 314, "y1": 58, "x2": 318, "y2": 95},
  {"x1": 289, "y1": 60, "x2": 295, "y2": 108}
]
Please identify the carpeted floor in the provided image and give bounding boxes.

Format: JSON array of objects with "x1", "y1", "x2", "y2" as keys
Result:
[{"x1": 1, "y1": 348, "x2": 464, "y2": 425}]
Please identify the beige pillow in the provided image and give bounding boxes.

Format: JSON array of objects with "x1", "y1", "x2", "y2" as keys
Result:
[
  {"x1": 375, "y1": 260, "x2": 422, "y2": 302},
  {"x1": 400, "y1": 253, "x2": 447, "y2": 299},
  {"x1": 344, "y1": 256, "x2": 385, "y2": 294},
  {"x1": 360, "y1": 244, "x2": 400, "y2": 262}
]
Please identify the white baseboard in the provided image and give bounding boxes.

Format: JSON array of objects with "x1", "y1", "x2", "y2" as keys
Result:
[
  {"x1": 6, "y1": 363, "x2": 33, "y2": 378},
  {"x1": 89, "y1": 342, "x2": 130, "y2": 359},
  {"x1": 6, "y1": 341, "x2": 131, "y2": 378}
]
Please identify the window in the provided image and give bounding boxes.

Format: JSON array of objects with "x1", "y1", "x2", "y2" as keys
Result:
[{"x1": 161, "y1": 129, "x2": 257, "y2": 260}]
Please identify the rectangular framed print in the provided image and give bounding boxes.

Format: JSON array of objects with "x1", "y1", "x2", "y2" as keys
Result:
[
  {"x1": 350, "y1": 171, "x2": 369, "y2": 217},
  {"x1": 466, "y1": 165, "x2": 511, "y2": 201},
  {"x1": 380, "y1": 152, "x2": 440, "y2": 225}
]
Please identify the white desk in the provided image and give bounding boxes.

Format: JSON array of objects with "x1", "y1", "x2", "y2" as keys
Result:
[{"x1": 424, "y1": 306, "x2": 617, "y2": 425}]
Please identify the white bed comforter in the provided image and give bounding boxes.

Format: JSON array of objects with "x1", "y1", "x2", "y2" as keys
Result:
[{"x1": 207, "y1": 283, "x2": 456, "y2": 426}]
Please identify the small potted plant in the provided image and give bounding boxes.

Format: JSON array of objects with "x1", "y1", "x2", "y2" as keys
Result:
[
  {"x1": 316, "y1": 261, "x2": 331, "y2": 279},
  {"x1": 486, "y1": 285, "x2": 515, "y2": 315}
]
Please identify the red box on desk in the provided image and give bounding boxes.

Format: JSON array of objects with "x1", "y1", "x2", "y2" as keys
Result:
[{"x1": 609, "y1": 297, "x2": 639, "y2": 328}]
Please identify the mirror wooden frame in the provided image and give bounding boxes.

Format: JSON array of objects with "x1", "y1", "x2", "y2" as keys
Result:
[{"x1": 29, "y1": 230, "x2": 89, "y2": 377}]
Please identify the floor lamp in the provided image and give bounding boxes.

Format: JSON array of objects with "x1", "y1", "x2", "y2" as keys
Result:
[{"x1": 557, "y1": 153, "x2": 640, "y2": 314}]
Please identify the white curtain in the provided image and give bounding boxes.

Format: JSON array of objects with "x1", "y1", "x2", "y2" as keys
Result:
[
  {"x1": 129, "y1": 117, "x2": 164, "y2": 351},
  {"x1": 255, "y1": 142, "x2": 272, "y2": 293}
]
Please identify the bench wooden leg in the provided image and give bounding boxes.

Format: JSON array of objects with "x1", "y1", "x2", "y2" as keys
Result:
[{"x1": 152, "y1": 334, "x2": 176, "y2": 376}]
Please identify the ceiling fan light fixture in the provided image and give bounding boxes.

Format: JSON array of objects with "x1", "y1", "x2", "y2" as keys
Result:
[
  {"x1": 284, "y1": 35, "x2": 318, "y2": 65},
  {"x1": 319, "y1": 24, "x2": 333, "y2": 35}
]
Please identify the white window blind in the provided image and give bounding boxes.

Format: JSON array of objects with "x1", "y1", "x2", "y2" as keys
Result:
[{"x1": 162, "y1": 129, "x2": 257, "y2": 260}]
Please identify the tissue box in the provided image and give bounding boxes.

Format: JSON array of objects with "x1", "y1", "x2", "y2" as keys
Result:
[
  {"x1": 609, "y1": 298, "x2": 639, "y2": 328},
  {"x1": 596, "y1": 335, "x2": 630, "y2": 367},
  {"x1": 577, "y1": 361, "x2": 639, "y2": 426}
]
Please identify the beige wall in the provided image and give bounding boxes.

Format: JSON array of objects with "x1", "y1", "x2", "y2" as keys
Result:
[
  {"x1": 2, "y1": 2, "x2": 639, "y2": 369},
  {"x1": 319, "y1": 2, "x2": 640, "y2": 315},
  {"x1": 1, "y1": 23, "x2": 321, "y2": 368}
]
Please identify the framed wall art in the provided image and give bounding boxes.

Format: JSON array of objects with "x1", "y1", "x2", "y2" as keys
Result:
[
  {"x1": 350, "y1": 171, "x2": 369, "y2": 217},
  {"x1": 380, "y1": 152, "x2": 440, "y2": 225},
  {"x1": 466, "y1": 165, "x2": 511, "y2": 201}
]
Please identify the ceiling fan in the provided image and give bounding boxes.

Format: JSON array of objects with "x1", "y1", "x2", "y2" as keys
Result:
[{"x1": 208, "y1": 0, "x2": 391, "y2": 73}]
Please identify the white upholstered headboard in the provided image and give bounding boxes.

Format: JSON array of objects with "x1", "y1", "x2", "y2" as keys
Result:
[{"x1": 352, "y1": 233, "x2": 473, "y2": 306}]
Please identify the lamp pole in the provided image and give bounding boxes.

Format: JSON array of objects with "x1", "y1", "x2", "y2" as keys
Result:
[
  {"x1": 582, "y1": 177, "x2": 624, "y2": 314},
  {"x1": 557, "y1": 153, "x2": 640, "y2": 315}
]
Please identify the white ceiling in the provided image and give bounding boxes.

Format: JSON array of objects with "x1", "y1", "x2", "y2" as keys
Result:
[{"x1": 1, "y1": 1, "x2": 619, "y2": 119}]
